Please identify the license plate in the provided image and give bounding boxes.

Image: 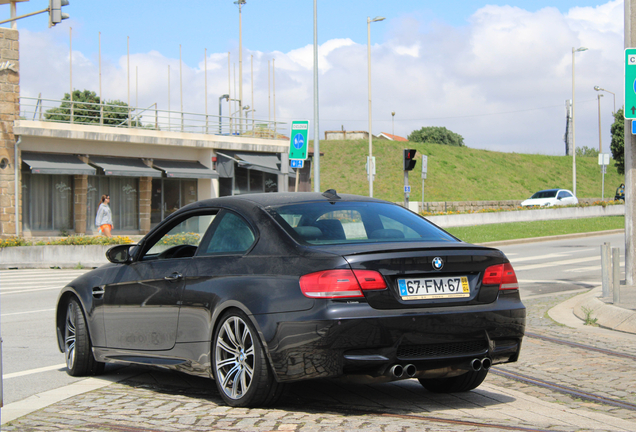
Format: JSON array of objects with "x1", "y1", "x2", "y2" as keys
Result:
[{"x1": 398, "y1": 276, "x2": 470, "y2": 300}]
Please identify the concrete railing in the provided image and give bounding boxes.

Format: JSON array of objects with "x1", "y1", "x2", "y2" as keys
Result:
[
  {"x1": 0, "y1": 244, "x2": 113, "y2": 270},
  {"x1": 427, "y1": 204, "x2": 624, "y2": 228}
]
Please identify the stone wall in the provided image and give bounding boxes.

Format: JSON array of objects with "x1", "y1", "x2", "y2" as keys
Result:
[
  {"x1": 416, "y1": 197, "x2": 607, "y2": 213},
  {"x1": 0, "y1": 28, "x2": 19, "y2": 238}
]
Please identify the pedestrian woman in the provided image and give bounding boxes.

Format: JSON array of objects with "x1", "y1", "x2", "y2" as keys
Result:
[{"x1": 95, "y1": 195, "x2": 113, "y2": 237}]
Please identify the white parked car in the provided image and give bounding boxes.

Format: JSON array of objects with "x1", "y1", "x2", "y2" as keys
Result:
[{"x1": 520, "y1": 189, "x2": 578, "y2": 207}]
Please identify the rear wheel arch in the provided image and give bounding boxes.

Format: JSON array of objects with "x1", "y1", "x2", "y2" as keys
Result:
[{"x1": 210, "y1": 307, "x2": 285, "y2": 406}]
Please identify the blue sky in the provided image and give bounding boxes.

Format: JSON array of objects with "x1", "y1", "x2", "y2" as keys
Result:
[
  {"x1": 3, "y1": 1, "x2": 612, "y2": 64},
  {"x1": 1, "y1": 1, "x2": 627, "y2": 155}
]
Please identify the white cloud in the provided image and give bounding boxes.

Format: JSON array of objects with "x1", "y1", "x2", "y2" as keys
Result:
[{"x1": 17, "y1": 1, "x2": 624, "y2": 156}]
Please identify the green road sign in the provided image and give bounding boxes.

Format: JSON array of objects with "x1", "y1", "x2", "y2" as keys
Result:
[
  {"x1": 289, "y1": 121, "x2": 309, "y2": 160},
  {"x1": 625, "y1": 48, "x2": 636, "y2": 119}
]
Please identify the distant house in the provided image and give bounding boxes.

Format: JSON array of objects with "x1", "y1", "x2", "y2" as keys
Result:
[
  {"x1": 377, "y1": 132, "x2": 408, "y2": 142},
  {"x1": 324, "y1": 129, "x2": 409, "y2": 141},
  {"x1": 324, "y1": 129, "x2": 369, "y2": 140}
]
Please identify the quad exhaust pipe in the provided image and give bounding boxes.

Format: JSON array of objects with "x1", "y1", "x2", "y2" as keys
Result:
[{"x1": 387, "y1": 358, "x2": 490, "y2": 380}]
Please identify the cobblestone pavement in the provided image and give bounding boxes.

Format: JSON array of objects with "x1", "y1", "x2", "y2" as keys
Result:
[{"x1": 4, "y1": 293, "x2": 636, "y2": 432}]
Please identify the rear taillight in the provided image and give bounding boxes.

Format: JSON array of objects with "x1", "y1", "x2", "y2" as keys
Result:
[
  {"x1": 482, "y1": 263, "x2": 519, "y2": 290},
  {"x1": 300, "y1": 269, "x2": 387, "y2": 299}
]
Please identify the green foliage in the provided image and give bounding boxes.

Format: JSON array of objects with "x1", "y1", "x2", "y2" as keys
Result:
[
  {"x1": 581, "y1": 306, "x2": 599, "y2": 326},
  {"x1": 0, "y1": 235, "x2": 133, "y2": 248},
  {"x1": 408, "y1": 126, "x2": 465, "y2": 147},
  {"x1": 159, "y1": 233, "x2": 201, "y2": 246},
  {"x1": 445, "y1": 216, "x2": 624, "y2": 243},
  {"x1": 314, "y1": 139, "x2": 625, "y2": 202},
  {"x1": 610, "y1": 108, "x2": 625, "y2": 175},
  {"x1": 44, "y1": 89, "x2": 141, "y2": 127},
  {"x1": 0, "y1": 237, "x2": 32, "y2": 248},
  {"x1": 576, "y1": 146, "x2": 600, "y2": 158}
]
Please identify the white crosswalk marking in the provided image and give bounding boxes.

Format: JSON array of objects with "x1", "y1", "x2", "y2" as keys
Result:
[{"x1": 514, "y1": 255, "x2": 600, "y2": 271}]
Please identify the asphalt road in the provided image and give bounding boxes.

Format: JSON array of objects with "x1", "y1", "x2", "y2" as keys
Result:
[
  {"x1": 498, "y1": 232, "x2": 624, "y2": 298},
  {"x1": 0, "y1": 231, "x2": 625, "y2": 407}
]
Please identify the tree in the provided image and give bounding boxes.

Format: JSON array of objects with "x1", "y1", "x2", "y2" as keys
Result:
[
  {"x1": 575, "y1": 145, "x2": 599, "y2": 158},
  {"x1": 610, "y1": 108, "x2": 624, "y2": 174},
  {"x1": 45, "y1": 90, "x2": 140, "y2": 127},
  {"x1": 408, "y1": 126, "x2": 465, "y2": 147}
]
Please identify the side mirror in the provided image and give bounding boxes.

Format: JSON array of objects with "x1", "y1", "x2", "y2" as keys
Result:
[{"x1": 106, "y1": 244, "x2": 137, "y2": 264}]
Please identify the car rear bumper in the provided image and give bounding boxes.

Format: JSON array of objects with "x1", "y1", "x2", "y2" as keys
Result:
[{"x1": 253, "y1": 298, "x2": 526, "y2": 383}]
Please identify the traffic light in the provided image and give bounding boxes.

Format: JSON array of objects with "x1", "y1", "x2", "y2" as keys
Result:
[
  {"x1": 403, "y1": 149, "x2": 417, "y2": 171},
  {"x1": 49, "y1": 0, "x2": 70, "y2": 27}
]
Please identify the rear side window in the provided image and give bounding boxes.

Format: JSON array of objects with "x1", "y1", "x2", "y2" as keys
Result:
[
  {"x1": 200, "y1": 212, "x2": 255, "y2": 255},
  {"x1": 268, "y1": 201, "x2": 457, "y2": 245}
]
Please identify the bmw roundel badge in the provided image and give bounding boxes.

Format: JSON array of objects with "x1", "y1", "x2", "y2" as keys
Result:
[{"x1": 432, "y1": 257, "x2": 444, "y2": 270}]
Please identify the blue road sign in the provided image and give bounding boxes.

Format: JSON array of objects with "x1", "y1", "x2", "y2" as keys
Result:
[
  {"x1": 404, "y1": 186, "x2": 411, "y2": 193},
  {"x1": 290, "y1": 159, "x2": 304, "y2": 169}
]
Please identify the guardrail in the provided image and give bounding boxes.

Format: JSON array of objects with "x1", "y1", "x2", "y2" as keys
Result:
[{"x1": 20, "y1": 96, "x2": 287, "y2": 139}]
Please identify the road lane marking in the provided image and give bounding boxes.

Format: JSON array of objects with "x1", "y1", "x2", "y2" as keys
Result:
[
  {"x1": 509, "y1": 253, "x2": 570, "y2": 263},
  {"x1": 0, "y1": 286, "x2": 65, "y2": 295},
  {"x1": 2, "y1": 308, "x2": 55, "y2": 317},
  {"x1": 514, "y1": 255, "x2": 599, "y2": 271},
  {"x1": 3, "y1": 363, "x2": 67, "y2": 379}
]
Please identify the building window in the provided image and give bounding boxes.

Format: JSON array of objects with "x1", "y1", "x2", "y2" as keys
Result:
[
  {"x1": 21, "y1": 173, "x2": 74, "y2": 232},
  {"x1": 231, "y1": 167, "x2": 278, "y2": 196},
  {"x1": 87, "y1": 176, "x2": 139, "y2": 232},
  {"x1": 151, "y1": 178, "x2": 198, "y2": 228}
]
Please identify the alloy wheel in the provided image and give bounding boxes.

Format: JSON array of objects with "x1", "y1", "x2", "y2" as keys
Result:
[
  {"x1": 64, "y1": 302, "x2": 77, "y2": 370},
  {"x1": 215, "y1": 316, "x2": 255, "y2": 400}
]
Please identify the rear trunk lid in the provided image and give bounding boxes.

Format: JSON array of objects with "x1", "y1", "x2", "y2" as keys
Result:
[{"x1": 338, "y1": 242, "x2": 507, "y2": 309}]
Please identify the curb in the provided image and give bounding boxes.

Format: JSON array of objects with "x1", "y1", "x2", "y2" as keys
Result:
[{"x1": 548, "y1": 286, "x2": 636, "y2": 336}]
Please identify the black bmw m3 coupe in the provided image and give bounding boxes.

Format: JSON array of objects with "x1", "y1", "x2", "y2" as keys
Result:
[{"x1": 56, "y1": 190, "x2": 525, "y2": 407}]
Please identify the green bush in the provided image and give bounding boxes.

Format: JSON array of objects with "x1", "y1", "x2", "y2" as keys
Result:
[{"x1": 0, "y1": 235, "x2": 133, "y2": 248}]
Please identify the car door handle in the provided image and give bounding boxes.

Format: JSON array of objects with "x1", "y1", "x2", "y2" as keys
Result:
[{"x1": 164, "y1": 272, "x2": 183, "y2": 281}]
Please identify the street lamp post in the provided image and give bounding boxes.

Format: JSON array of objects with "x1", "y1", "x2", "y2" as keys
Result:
[
  {"x1": 367, "y1": 16, "x2": 385, "y2": 198},
  {"x1": 391, "y1": 111, "x2": 395, "y2": 137},
  {"x1": 572, "y1": 46, "x2": 588, "y2": 198},
  {"x1": 235, "y1": 0, "x2": 246, "y2": 133},
  {"x1": 594, "y1": 86, "x2": 616, "y2": 113}
]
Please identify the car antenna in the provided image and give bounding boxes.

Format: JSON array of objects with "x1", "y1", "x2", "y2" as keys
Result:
[{"x1": 322, "y1": 189, "x2": 341, "y2": 201}]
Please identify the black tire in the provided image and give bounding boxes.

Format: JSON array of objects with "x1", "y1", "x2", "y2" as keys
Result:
[
  {"x1": 418, "y1": 368, "x2": 488, "y2": 393},
  {"x1": 212, "y1": 310, "x2": 285, "y2": 407},
  {"x1": 64, "y1": 298, "x2": 105, "y2": 376}
]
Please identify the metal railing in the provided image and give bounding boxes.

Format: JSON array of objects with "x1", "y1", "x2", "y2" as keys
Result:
[{"x1": 19, "y1": 96, "x2": 287, "y2": 139}]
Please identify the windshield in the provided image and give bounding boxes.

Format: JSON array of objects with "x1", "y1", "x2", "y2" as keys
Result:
[
  {"x1": 267, "y1": 201, "x2": 458, "y2": 245},
  {"x1": 530, "y1": 190, "x2": 557, "y2": 199}
]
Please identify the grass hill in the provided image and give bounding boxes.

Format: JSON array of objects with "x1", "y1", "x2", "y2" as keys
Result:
[{"x1": 309, "y1": 139, "x2": 624, "y2": 203}]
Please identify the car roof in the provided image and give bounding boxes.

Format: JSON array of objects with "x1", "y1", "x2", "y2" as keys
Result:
[{"x1": 193, "y1": 191, "x2": 387, "y2": 208}]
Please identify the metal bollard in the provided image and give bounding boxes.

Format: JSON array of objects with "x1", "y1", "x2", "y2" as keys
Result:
[
  {"x1": 612, "y1": 247, "x2": 621, "y2": 304},
  {"x1": 601, "y1": 243, "x2": 611, "y2": 298}
]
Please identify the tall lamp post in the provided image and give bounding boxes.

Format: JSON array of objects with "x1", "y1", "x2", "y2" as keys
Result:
[
  {"x1": 572, "y1": 46, "x2": 588, "y2": 198},
  {"x1": 235, "y1": 0, "x2": 246, "y2": 133},
  {"x1": 594, "y1": 86, "x2": 616, "y2": 113},
  {"x1": 367, "y1": 16, "x2": 385, "y2": 197},
  {"x1": 391, "y1": 111, "x2": 395, "y2": 137}
]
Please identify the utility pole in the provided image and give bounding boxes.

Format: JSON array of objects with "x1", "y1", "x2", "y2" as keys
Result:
[
  {"x1": 237, "y1": 0, "x2": 245, "y2": 134},
  {"x1": 625, "y1": 0, "x2": 636, "y2": 284}
]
